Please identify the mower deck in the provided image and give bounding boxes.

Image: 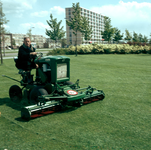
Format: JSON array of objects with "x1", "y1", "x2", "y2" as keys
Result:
[{"x1": 21, "y1": 89, "x2": 105, "y2": 120}]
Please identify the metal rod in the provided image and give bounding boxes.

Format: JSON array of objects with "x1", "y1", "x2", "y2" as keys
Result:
[
  {"x1": 2, "y1": 75, "x2": 21, "y2": 83},
  {"x1": 75, "y1": 87, "x2": 90, "y2": 91}
]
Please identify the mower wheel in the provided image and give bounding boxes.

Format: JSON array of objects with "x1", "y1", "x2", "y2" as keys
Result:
[
  {"x1": 9, "y1": 85, "x2": 22, "y2": 103},
  {"x1": 29, "y1": 87, "x2": 48, "y2": 104}
]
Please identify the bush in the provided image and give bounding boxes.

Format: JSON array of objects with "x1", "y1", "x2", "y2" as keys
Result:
[
  {"x1": 47, "y1": 48, "x2": 69, "y2": 55},
  {"x1": 47, "y1": 44, "x2": 151, "y2": 55},
  {"x1": 92, "y1": 44, "x2": 104, "y2": 54}
]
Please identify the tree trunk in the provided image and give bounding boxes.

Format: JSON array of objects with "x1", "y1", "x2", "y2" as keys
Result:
[
  {"x1": 0, "y1": 47, "x2": 3, "y2": 64},
  {"x1": 75, "y1": 31, "x2": 77, "y2": 56},
  {"x1": 3, "y1": 35, "x2": 5, "y2": 56},
  {"x1": 0, "y1": 35, "x2": 3, "y2": 64}
]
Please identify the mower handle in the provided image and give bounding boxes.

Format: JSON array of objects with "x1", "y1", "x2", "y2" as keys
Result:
[{"x1": 2, "y1": 75, "x2": 21, "y2": 83}]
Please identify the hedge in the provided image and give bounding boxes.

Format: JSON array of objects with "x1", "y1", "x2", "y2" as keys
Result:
[{"x1": 47, "y1": 44, "x2": 151, "y2": 55}]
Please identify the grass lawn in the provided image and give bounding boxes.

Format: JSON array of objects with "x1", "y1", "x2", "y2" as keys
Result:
[{"x1": 0, "y1": 54, "x2": 151, "y2": 150}]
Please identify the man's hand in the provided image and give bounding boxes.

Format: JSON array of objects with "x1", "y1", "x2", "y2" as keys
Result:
[
  {"x1": 30, "y1": 52, "x2": 37, "y2": 55},
  {"x1": 36, "y1": 64, "x2": 39, "y2": 68}
]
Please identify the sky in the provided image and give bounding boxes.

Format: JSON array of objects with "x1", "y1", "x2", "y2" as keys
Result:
[{"x1": 2, "y1": 0, "x2": 151, "y2": 38}]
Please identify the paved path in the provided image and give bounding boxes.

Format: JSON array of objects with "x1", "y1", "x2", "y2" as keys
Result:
[{"x1": 2, "y1": 50, "x2": 50, "y2": 59}]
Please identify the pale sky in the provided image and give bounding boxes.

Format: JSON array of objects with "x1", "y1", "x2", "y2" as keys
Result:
[{"x1": 2, "y1": 0, "x2": 151, "y2": 38}]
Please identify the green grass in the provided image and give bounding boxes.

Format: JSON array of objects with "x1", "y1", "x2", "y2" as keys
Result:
[{"x1": 0, "y1": 54, "x2": 151, "y2": 150}]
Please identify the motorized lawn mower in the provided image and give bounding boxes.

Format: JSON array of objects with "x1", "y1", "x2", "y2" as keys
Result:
[{"x1": 3, "y1": 53, "x2": 105, "y2": 120}]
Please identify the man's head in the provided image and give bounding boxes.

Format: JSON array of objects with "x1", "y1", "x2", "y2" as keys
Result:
[{"x1": 24, "y1": 37, "x2": 31, "y2": 47}]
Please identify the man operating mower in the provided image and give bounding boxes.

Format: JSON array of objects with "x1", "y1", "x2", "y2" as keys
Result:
[{"x1": 16, "y1": 37, "x2": 38, "y2": 71}]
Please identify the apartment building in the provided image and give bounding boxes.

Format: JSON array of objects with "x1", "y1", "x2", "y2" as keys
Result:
[
  {"x1": 65, "y1": 7, "x2": 105, "y2": 45},
  {"x1": 4, "y1": 34, "x2": 46, "y2": 48}
]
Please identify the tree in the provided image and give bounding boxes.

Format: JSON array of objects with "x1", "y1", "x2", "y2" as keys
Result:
[
  {"x1": 124, "y1": 29, "x2": 132, "y2": 42},
  {"x1": 66, "y1": 2, "x2": 83, "y2": 56},
  {"x1": 26, "y1": 29, "x2": 32, "y2": 40},
  {"x1": 0, "y1": 1, "x2": 9, "y2": 64},
  {"x1": 12, "y1": 38, "x2": 16, "y2": 46},
  {"x1": 81, "y1": 17, "x2": 93, "y2": 43},
  {"x1": 149, "y1": 38, "x2": 151, "y2": 45},
  {"x1": 113, "y1": 28, "x2": 123, "y2": 43},
  {"x1": 101, "y1": 16, "x2": 115, "y2": 43},
  {"x1": 138, "y1": 33, "x2": 143, "y2": 43},
  {"x1": 1, "y1": 33, "x2": 9, "y2": 54},
  {"x1": 149, "y1": 33, "x2": 151, "y2": 45},
  {"x1": 61, "y1": 38, "x2": 67, "y2": 48},
  {"x1": 46, "y1": 14, "x2": 65, "y2": 47},
  {"x1": 142, "y1": 35, "x2": 148, "y2": 43},
  {"x1": 26, "y1": 27, "x2": 35, "y2": 42},
  {"x1": 133, "y1": 32, "x2": 139, "y2": 42}
]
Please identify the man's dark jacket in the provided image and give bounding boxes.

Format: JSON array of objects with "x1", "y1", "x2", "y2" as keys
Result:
[{"x1": 16, "y1": 44, "x2": 36, "y2": 71}]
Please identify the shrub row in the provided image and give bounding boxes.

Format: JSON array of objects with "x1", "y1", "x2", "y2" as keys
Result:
[
  {"x1": 47, "y1": 44, "x2": 151, "y2": 55},
  {"x1": 127, "y1": 41, "x2": 151, "y2": 46}
]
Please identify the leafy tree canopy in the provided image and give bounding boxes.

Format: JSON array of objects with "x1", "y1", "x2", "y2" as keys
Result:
[
  {"x1": 26, "y1": 29, "x2": 32, "y2": 40},
  {"x1": 133, "y1": 32, "x2": 139, "y2": 42},
  {"x1": 113, "y1": 28, "x2": 123, "y2": 43},
  {"x1": 101, "y1": 17, "x2": 114, "y2": 43},
  {"x1": 81, "y1": 16, "x2": 93, "y2": 42},
  {"x1": 138, "y1": 33, "x2": 143, "y2": 43},
  {"x1": 66, "y1": 2, "x2": 83, "y2": 36},
  {"x1": 124, "y1": 29, "x2": 132, "y2": 41},
  {"x1": 46, "y1": 14, "x2": 65, "y2": 43},
  {"x1": 142, "y1": 35, "x2": 148, "y2": 43}
]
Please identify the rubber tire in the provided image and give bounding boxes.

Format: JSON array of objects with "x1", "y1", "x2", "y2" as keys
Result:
[
  {"x1": 9, "y1": 85, "x2": 22, "y2": 103},
  {"x1": 29, "y1": 87, "x2": 48, "y2": 105}
]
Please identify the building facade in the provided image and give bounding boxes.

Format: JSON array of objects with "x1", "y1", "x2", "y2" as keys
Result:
[
  {"x1": 4, "y1": 34, "x2": 46, "y2": 49},
  {"x1": 65, "y1": 7, "x2": 105, "y2": 45},
  {"x1": 45, "y1": 38, "x2": 61, "y2": 48}
]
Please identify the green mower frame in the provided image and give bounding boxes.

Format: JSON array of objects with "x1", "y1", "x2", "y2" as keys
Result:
[{"x1": 3, "y1": 53, "x2": 105, "y2": 120}]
